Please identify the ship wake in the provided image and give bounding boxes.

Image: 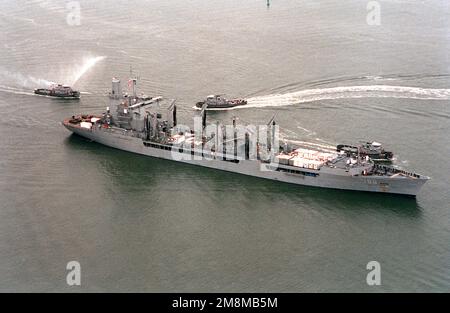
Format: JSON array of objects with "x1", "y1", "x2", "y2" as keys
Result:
[
  {"x1": 242, "y1": 85, "x2": 450, "y2": 109},
  {"x1": 0, "y1": 70, "x2": 55, "y2": 89},
  {"x1": 0, "y1": 85, "x2": 37, "y2": 97}
]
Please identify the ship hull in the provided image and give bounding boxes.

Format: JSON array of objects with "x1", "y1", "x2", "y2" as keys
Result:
[{"x1": 63, "y1": 122, "x2": 427, "y2": 196}]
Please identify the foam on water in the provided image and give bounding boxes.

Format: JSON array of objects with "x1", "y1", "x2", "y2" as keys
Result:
[
  {"x1": 242, "y1": 85, "x2": 450, "y2": 109},
  {"x1": 282, "y1": 139, "x2": 337, "y2": 152},
  {"x1": 0, "y1": 85, "x2": 39, "y2": 97}
]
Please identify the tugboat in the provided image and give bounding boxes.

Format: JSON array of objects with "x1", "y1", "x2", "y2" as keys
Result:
[
  {"x1": 195, "y1": 95, "x2": 247, "y2": 109},
  {"x1": 336, "y1": 141, "x2": 394, "y2": 162},
  {"x1": 34, "y1": 84, "x2": 80, "y2": 99}
]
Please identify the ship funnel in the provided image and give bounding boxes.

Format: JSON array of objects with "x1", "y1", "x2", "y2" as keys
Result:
[{"x1": 110, "y1": 78, "x2": 122, "y2": 99}]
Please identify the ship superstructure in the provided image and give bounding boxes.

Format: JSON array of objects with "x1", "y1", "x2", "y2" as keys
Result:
[
  {"x1": 63, "y1": 77, "x2": 429, "y2": 196},
  {"x1": 337, "y1": 142, "x2": 394, "y2": 162}
]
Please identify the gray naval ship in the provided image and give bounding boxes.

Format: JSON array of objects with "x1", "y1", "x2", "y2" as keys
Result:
[{"x1": 63, "y1": 77, "x2": 429, "y2": 196}]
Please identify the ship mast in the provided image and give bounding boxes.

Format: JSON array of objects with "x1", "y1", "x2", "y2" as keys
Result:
[
  {"x1": 129, "y1": 66, "x2": 138, "y2": 99},
  {"x1": 167, "y1": 99, "x2": 177, "y2": 128},
  {"x1": 357, "y1": 144, "x2": 361, "y2": 165}
]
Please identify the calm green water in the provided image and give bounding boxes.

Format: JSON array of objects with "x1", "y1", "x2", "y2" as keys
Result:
[{"x1": 0, "y1": 0, "x2": 449, "y2": 292}]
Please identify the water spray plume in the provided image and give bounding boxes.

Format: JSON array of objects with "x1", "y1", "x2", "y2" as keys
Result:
[
  {"x1": 0, "y1": 55, "x2": 106, "y2": 93},
  {"x1": 69, "y1": 56, "x2": 106, "y2": 85}
]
